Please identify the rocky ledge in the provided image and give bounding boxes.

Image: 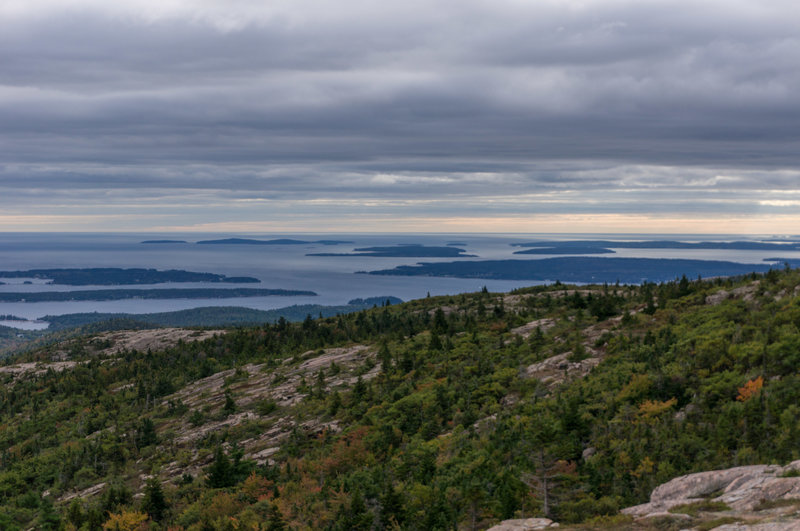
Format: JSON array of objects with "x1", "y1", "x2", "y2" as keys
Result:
[
  {"x1": 486, "y1": 517, "x2": 558, "y2": 530},
  {"x1": 622, "y1": 461, "x2": 800, "y2": 529},
  {"x1": 488, "y1": 462, "x2": 800, "y2": 530}
]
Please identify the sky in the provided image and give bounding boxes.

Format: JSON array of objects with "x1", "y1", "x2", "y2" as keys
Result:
[{"x1": 1, "y1": 0, "x2": 800, "y2": 234}]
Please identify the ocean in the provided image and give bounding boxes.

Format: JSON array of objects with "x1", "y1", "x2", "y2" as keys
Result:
[{"x1": 1, "y1": 232, "x2": 799, "y2": 330}]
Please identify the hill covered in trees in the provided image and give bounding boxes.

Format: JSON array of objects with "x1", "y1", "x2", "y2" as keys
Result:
[{"x1": 2, "y1": 268, "x2": 800, "y2": 529}]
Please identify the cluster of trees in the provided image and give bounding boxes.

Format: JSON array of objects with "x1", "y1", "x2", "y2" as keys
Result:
[{"x1": 1, "y1": 268, "x2": 799, "y2": 529}]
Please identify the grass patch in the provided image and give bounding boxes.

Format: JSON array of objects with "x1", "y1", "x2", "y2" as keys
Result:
[
  {"x1": 669, "y1": 500, "x2": 731, "y2": 516},
  {"x1": 780, "y1": 468, "x2": 800, "y2": 477},
  {"x1": 255, "y1": 399, "x2": 278, "y2": 416},
  {"x1": 753, "y1": 497, "x2": 800, "y2": 511}
]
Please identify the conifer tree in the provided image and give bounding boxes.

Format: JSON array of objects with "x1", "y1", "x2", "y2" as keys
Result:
[
  {"x1": 141, "y1": 477, "x2": 168, "y2": 521},
  {"x1": 207, "y1": 446, "x2": 234, "y2": 488}
]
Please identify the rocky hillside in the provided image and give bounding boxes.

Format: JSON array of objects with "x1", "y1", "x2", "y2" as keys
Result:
[
  {"x1": 2, "y1": 268, "x2": 800, "y2": 529},
  {"x1": 491, "y1": 462, "x2": 800, "y2": 530}
]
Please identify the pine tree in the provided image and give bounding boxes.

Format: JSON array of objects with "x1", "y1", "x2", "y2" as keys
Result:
[
  {"x1": 67, "y1": 498, "x2": 84, "y2": 529},
  {"x1": 36, "y1": 497, "x2": 62, "y2": 531},
  {"x1": 223, "y1": 389, "x2": 236, "y2": 415},
  {"x1": 207, "y1": 446, "x2": 234, "y2": 488},
  {"x1": 141, "y1": 477, "x2": 168, "y2": 521},
  {"x1": 266, "y1": 503, "x2": 287, "y2": 531},
  {"x1": 136, "y1": 418, "x2": 158, "y2": 448}
]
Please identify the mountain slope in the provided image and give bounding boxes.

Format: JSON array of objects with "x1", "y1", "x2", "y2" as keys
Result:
[{"x1": 2, "y1": 269, "x2": 800, "y2": 529}]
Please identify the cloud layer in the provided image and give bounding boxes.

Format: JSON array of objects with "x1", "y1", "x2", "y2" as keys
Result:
[{"x1": 2, "y1": 0, "x2": 799, "y2": 232}]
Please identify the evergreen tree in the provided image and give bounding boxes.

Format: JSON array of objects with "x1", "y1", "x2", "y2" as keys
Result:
[
  {"x1": 141, "y1": 477, "x2": 168, "y2": 521},
  {"x1": 207, "y1": 446, "x2": 234, "y2": 488},
  {"x1": 266, "y1": 503, "x2": 287, "y2": 531},
  {"x1": 223, "y1": 389, "x2": 237, "y2": 415},
  {"x1": 379, "y1": 482, "x2": 405, "y2": 528},
  {"x1": 67, "y1": 498, "x2": 84, "y2": 529},
  {"x1": 136, "y1": 417, "x2": 158, "y2": 448},
  {"x1": 36, "y1": 497, "x2": 62, "y2": 531}
]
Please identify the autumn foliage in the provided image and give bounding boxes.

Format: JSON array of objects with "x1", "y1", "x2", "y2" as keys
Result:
[{"x1": 737, "y1": 376, "x2": 764, "y2": 402}]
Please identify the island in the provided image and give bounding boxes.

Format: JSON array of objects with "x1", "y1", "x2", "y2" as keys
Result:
[
  {"x1": 41, "y1": 296, "x2": 402, "y2": 330},
  {"x1": 0, "y1": 288, "x2": 316, "y2": 303},
  {"x1": 365, "y1": 257, "x2": 776, "y2": 283},
  {"x1": 0, "y1": 268, "x2": 259, "y2": 286},
  {"x1": 513, "y1": 245, "x2": 616, "y2": 255},
  {"x1": 511, "y1": 240, "x2": 800, "y2": 251},
  {"x1": 308, "y1": 244, "x2": 476, "y2": 258},
  {"x1": 197, "y1": 238, "x2": 352, "y2": 245},
  {"x1": 140, "y1": 240, "x2": 188, "y2": 244}
]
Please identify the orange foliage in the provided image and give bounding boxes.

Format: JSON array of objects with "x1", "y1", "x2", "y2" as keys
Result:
[
  {"x1": 553, "y1": 460, "x2": 577, "y2": 476},
  {"x1": 737, "y1": 376, "x2": 764, "y2": 402},
  {"x1": 322, "y1": 426, "x2": 370, "y2": 476},
  {"x1": 240, "y1": 471, "x2": 273, "y2": 501}
]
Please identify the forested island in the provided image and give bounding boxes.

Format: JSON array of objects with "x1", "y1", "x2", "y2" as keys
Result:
[
  {"x1": 513, "y1": 245, "x2": 616, "y2": 255},
  {"x1": 309, "y1": 244, "x2": 475, "y2": 257},
  {"x1": 511, "y1": 239, "x2": 800, "y2": 253},
  {"x1": 41, "y1": 297, "x2": 403, "y2": 330},
  {"x1": 367, "y1": 256, "x2": 776, "y2": 283},
  {"x1": 0, "y1": 287, "x2": 316, "y2": 303},
  {"x1": 0, "y1": 268, "x2": 259, "y2": 286},
  {"x1": 196, "y1": 238, "x2": 352, "y2": 245}
]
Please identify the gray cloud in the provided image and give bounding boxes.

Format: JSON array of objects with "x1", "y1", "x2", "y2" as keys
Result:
[{"x1": 1, "y1": 0, "x2": 800, "y2": 230}]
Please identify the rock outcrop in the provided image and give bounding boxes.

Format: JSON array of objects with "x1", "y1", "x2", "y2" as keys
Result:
[
  {"x1": 623, "y1": 461, "x2": 800, "y2": 529},
  {"x1": 524, "y1": 351, "x2": 601, "y2": 390},
  {"x1": 486, "y1": 517, "x2": 558, "y2": 530}
]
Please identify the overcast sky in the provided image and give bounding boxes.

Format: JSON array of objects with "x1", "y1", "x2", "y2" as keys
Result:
[{"x1": 2, "y1": 0, "x2": 800, "y2": 233}]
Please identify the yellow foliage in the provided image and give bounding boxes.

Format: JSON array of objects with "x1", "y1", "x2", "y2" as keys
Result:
[
  {"x1": 617, "y1": 374, "x2": 652, "y2": 402},
  {"x1": 203, "y1": 491, "x2": 241, "y2": 520},
  {"x1": 737, "y1": 376, "x2": 764, "y2": 402},
  {"x1": 102, "y1": 509, "x2": 149, "y2": 531},
  {"x1": 637, "y1": 397, "x2": 677, "y2": 417},
  {"x1": 632, "y1": 456, "x2": 655, "y2": 478}
]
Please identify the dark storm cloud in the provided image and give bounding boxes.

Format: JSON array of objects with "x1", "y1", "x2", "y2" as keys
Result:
[{"x1": 1, "y1": 0, "x2": 800, "y2": 229}]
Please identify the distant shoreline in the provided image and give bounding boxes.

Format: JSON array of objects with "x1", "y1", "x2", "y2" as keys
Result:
[
  {"x1": 367, "y1": 257, "x2": 777, "y2": 283},
  {"x1": 197, "y1": 238, "x2": 352, "y2": 245},
  {"x1": 0, "y1": 288, "x2": 317, "y2": 303},
  {"x1": 0, "y1": 268, "x2": 260, "y2": 286}
]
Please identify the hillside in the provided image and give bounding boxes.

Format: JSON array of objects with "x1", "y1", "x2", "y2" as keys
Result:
[{"x1": 2, "y1": 268, "x2": 800, "y2": 529}]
